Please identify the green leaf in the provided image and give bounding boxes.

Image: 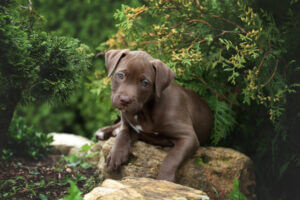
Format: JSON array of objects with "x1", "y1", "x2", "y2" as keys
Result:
[
  {"x1": 226, "y1": 180, "x2": 247, "y2": 200},
  {"x1": 79, "y1": 144, "x2": 93, "y2": 153},
  {"x1": 209, "y1": 97, "x2": 236, "y2": 144},
  {"x1": 40, "y1": 179, "x2": 45, "y2": 187},
  {"x1": 80, "y1": 162, "x2": 91, "y2": 169},
  {"x1": 60, "y1": 181, "x2": 83, "y2": 200},
  {"x1": 39, "y1": 194, "x2": 48, "y2": 200}
]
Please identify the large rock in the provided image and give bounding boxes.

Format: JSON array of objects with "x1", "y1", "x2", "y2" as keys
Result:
[
  {"x1": 93, "y1": 138, "x2": 256, "y2": 200},
  {"x1": 50, "y1": 133, "x2": 94, "y2": 156},
  {"x1": 84, "y1": 177, "x2": 209, "y2": 200}
]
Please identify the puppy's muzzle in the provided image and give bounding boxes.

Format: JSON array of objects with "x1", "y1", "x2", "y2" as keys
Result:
[{"x1": 120, "y1": 95, "x2": 133, "y2": 107}]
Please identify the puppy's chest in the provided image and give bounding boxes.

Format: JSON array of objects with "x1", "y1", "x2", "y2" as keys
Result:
[{"x1": 124, "y1": 114, "x2": 157, "y2": 134}]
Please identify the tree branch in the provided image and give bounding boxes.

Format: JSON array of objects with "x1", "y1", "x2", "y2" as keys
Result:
[
  {"x1": 197, "y1": 30, "x2": 240, "y2": 45},
  {"x1": 261, "y1": 58, "x2": 279, "y2": 88},
  {"x1": 28, "y1": 0, "x2": 32, "y2": 11},
  {"x1": 257, "y1": 50, "x2": 272, "y2": 72},
  {"x1": 211, "y1": 15, "x2": 247, "y2": 34},
  {"x1": 189, "y1": 19, "x2": 212, "y2": 27}
]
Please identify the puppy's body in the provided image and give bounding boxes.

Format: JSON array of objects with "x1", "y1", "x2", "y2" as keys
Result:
[
  {"x1": 96, "y1": 50, "x2": 213, "y2": 182},
  {"x1": 129, "y1": 82, "x2": 212, "y2": 142}
]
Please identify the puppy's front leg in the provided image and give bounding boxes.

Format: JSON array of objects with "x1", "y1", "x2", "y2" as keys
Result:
[
  {"x1": 106, "y1": 122, "x2": 136, "y2": 171},
  {"x1": 95, "y1": 121, "x2": 121, "y2": 140},
  {"x1": 157, "y1": 131, "x2": 199, "y2": 182}
]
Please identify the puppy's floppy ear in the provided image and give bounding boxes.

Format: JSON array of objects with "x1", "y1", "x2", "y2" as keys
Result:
[
  {"x1": 105, "y1": 49, "x2": 129, "y2": 77},
  {"x1": 151, "y1": 59, "x2": 175, "y2": 98}
]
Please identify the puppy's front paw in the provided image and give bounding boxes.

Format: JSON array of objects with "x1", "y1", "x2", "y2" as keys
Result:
[
  {"x1": 95, "y1": 126, "x2": 114, "y2": 140},
  {"x1": 157, "y1": 170, "x2": 176, "y2": 182},
  {"x1": 106, "y1": 149, "x2": 129, "y2": 171}
]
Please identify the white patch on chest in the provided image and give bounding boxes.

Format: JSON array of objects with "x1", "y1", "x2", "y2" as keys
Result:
[
  {"x1": 135, "y1": 125, "x2": 143, "y2": 132},
  {"x1": 130, "y1": 123, "x2": 143, "y2": 133},
  {"x1": 125, "y1": 115, "x2": 157, "y2": 134}
]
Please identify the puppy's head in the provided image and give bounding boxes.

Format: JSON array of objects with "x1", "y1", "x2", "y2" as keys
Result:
[{"x1": 105, "y1": 49, "x2": 175, "y2": 114}]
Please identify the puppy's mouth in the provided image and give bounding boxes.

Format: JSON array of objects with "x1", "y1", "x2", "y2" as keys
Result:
[
  {"x1": 111, "y1": 95, "x2": 143, "y2": 114},
  {"x1": 116, "y1": 104, "x2": 141, "y2": 114},
  {"x1": 114, "y1": 102, "x2": 142, "y2": 114}
]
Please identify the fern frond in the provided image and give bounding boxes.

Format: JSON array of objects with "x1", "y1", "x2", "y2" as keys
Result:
[{"x1": 208, "y1": 97, "x2": 236, "y2": 145}]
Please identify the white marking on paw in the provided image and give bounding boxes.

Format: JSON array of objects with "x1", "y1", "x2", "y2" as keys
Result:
[
  {"x1": 134, "y1": 115, "x2": 138, "y2": 121},
  {"x1": 95, "y1": 131, "x2": 104, "y2": 140},
  {"x1": 154, "y1": 132, "x2": 159, "y2": 135}
]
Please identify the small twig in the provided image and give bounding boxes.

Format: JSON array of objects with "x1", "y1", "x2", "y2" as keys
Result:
[
  {"x1": 169, "y1": 0, "x2": 181, "y2": 10},
  {"x1": 214, "y1": 30, "x2": 240, "y2": 39},
  {"x1": 161, "y1": 6, "x2": 177, "y2": 10},
  {"x1": 28, "y1": 0, "x2": 32, "y2": 11},
  {"x1": 268, "y1": 38, "x2": 272, "y2": 52},
  {"x1": 189, "y1": 19, "x2": 212, "y2": 27},
  {"x1": 257, "y1": 50, "x2": 272, "y2": 72},
  {"x1": 119, "y1": 34, "x2": 129, "y2": 48},
  {"x1": 187, "y1": 35, "x2": 201, "y2": 50},
  {"x1": 128, "y1": 7, "x2": 146, "y2": 20},
  {"x1": 211, "y1": 15, "x2": 247, "y2": 34},
  {"x1": 171, "y1": 23, "x2": 182, "y2": 29},
  {"x1": 261, "y1": 58, "x2": 279, "y2": 88},
  {"x1": 256, "y1": 47, "x2": 279, "y2": 88},
  {"x1": 95, "y1": 51, "x2": 106, "y2": 58},
  {"x1": 142, "y1": 41, "x2": 157, "y2": 45},
  {"x1": 194, "y1": 0, "x2": 200, "y2": 7},
  {"x1": 197, "y1": 30, "x2": 240, "y2": 45}
]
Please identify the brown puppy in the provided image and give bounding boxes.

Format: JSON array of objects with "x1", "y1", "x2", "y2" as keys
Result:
[{"x1": 95, "y1": 49, "x2": 213, "y2": 182}]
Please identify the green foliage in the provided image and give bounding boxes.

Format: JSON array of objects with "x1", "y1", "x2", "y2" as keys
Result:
[
  {"x1": 226, "y1": 180, "x2": 247, "y2": 200},
  {"x1": 207, "y1": 96, "x2": 236, "y2": 144},
  {"x1": 0, "y1": 155, "x2": 101, "y2": 199},
  {"x1": 0, "y1": 0, "x2": 93, "y2": 104},
  {"x1": 98, "y1": 0, "x2": 297, "y2": 145},
  {"x1": 57, "y1": 145, "x2": 102, "y2": 197},
  {"x1": 33, "y1": 0, "x2": 140, "y2": 48},
  {"x1": 60, "y1": 181, "x2": 83, "y2": 200},
  {"x1": 17, "y1": 84, "x2": 117, "y2": 138},
  {"x1": 0, "y1": 0, "x2": 93, "y2": 143},
  {"x1": 27, "y1": 33, "x2": 93, "y2": 103},
  {"x1": 15, "y1": 0, "x2": 139, "y2": 138},
  {"x1": 60, "y1": 144, "x2": 98, "y2": 169},
  {"x1": 1, "y1": 116, "x2": 53, "y2": 160},
  {"x1": 39, "y1": 194, "x2": 48, "y2": 200},
  {"x1": 194, "y1": 157, "x2": 211, "y2": 167}
]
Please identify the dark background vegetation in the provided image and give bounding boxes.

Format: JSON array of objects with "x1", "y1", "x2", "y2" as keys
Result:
[
  {"x1": 1, "y1": 0, "x2": 299, "y2": 200},
  {"x1": 17, "y1": 0, "x2": 140, "y2": 138}
]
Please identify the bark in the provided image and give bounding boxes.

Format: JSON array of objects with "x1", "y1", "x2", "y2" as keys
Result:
[{"x1": 0, "y1": 95, "x2": 20, "y2": 155}]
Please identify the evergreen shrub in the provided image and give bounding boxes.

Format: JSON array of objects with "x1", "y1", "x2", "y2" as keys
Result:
[{"x1": 0, "y1": 0, "x2": 93, "y2": 150}]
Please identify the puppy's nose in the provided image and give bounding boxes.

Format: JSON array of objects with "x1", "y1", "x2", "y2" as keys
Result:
[{"x1": 120, "y1": 95, "x2": 132, "y2": 105}]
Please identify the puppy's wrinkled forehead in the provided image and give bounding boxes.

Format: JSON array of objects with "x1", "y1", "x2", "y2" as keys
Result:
[{"x1": 117, "y1": 51, "x2": 155, "y2": 79}]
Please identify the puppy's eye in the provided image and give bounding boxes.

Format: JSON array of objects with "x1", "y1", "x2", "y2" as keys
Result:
[
  {"x1": 141, "y1": 79, "x2": 149, "y2": 87},
  {"x1": 117, "y1": 72, "x2": 125, "y2": 80}
]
